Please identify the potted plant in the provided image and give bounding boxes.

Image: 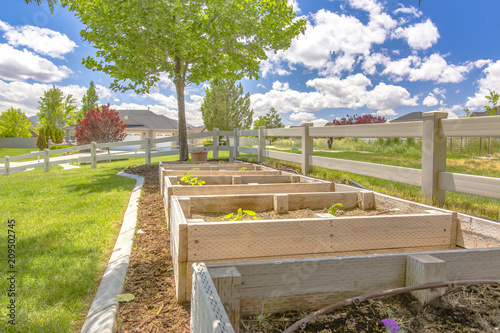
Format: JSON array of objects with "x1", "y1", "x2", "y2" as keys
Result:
[{"x1": 190, "y1": 148, "x2": 208, "y2": 161}]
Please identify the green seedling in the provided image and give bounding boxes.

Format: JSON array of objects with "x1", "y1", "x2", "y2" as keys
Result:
[
  {"x1": 241, "y1": 167, "x2": 247, "y2": 171},
  {"x1": 180, "y1": 171, "x2": 205, "y2": 185},
  {"x1": 328, "y1": 202, "x2": 343, "y2": 215},
  {"x1": 221, "y1": 208, "x2": 260, "y2": 221},
  {"x1": 191, "y1": 167, "x2": 200, "y2": 170}
]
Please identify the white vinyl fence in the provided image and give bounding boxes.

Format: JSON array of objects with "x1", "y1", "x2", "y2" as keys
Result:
[{"x1": 2, "y1": 113, "x2": 500, "y2": 205}]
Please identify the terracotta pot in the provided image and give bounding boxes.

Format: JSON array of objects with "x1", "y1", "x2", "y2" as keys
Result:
[{"x1": 190, "y1": 151, "x2": 208, "y2": 162}]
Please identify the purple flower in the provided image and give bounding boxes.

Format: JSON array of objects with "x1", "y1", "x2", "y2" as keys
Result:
[{"x1": 381, "y1": 318, "x2": 400, "y2": 333}]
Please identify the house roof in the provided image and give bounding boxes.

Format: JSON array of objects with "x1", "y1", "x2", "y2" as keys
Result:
[
  {"x1": 119, "y1": 110, "x2": 193, "y2": 132},
  {"x1": 389, "y1": 112, "x2": 423, "y2": 123},
  {"x1": 190, "y1": 126, "x2": 207, "y2": 134},
  {"x1": 471, "y1": 109, "x2": 500, "y2": 117}
]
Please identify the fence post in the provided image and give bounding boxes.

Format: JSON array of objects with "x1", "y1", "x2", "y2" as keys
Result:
[
  {"x1": 421, "y1": 112, "x2": 448, "y2": 205},
  {"x1": 212, "y1": 128, "x2": 219, "y2": 160},
  {"x1": 91, "y1": 142, "x2": 97, "y2": 169},
  {"x1": 258, "y1": 126, "x2": 266, "y2": 163},
  {"x1": 4, "y1": 156, "x2": 9, "y2": 176},
  {"x1": 301, "y1": 123, "x2": 313, "y2": 175},
  {"x1": 44, "y1": 149, "x2": 50, "y2": 172},
  {"x1": 145, "y1": 137, "x2": 151, "y2": 165},
  {"x1": 233, "y1": 128, "x2": 239, "y2": 159}
]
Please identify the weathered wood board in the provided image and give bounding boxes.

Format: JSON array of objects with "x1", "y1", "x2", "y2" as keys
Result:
[{"x1": 205, "y1": 247, "x2": 500, "y2": 316}]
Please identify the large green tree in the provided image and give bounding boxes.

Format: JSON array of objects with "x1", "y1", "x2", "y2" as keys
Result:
[
  {"x1": 252, "y1": 107, "x2": 285, "y2": 129},
  {"x1": 201, "y1": 79, "x2": 253, "y2": 131},
  {"x1": 0, "y1": 107, "x2": 32, "y2": 138},
  {"x1": 61, "y1": 0, "x2": 306, "y2": 160},
  {"x1": 77, "y1": 81, "x2": 99, "y2": 120},
  {"x1": 37, "y1": 85, "x2": 77, "y2": 130}
]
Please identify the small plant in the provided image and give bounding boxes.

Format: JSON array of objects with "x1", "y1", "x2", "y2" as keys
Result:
[
  {"x1": 180, "y1": 171, "x2": 205, "y2": 185},
  {"x1": 221, "y1": 208, "x2": 260, "y2": 221},
  {"x1": 191, "y1": 167, "x2": 200, "y2": 170},
  {"x1": 328, "y1": 203, "x2": 343, "y2": 215},
  {"x1": 240, "y1": 167, "x2": 247, "y2": 171},
  {"x1": 218, "y1": 160, "x2": 225, "y2": 164},
  {"x1": 256, "y1": 300, "x2": 276, "y2": 324}
]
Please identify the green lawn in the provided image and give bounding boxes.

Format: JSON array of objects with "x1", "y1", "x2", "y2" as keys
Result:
[
  {"x1": 0, "y1": 148, "x2": 36, "y2": 159},
  {"x1": 239, "y1": 148, "x2": 500, "y2": 220},
  {"x1": 0, "y1": 153, "x2": 191, "y2": 332}
]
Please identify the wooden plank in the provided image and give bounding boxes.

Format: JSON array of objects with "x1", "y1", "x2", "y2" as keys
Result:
[
  {"x1": 239, "y1": 130, "x2": 258, "y2": 136},
  {"x1": 170, "y1": 196, "x2": 188, "y2": 303},
  {"x1": 191, "y1": 263, "x2": 235, "y2": 333},
  {"x1": 265, "y1": 128, "x2": 302, "y2": 137},
  {"x1": 238, "y1": 146, "x2": 258, "y2": 155},
  {"x1": 211, "y1": 267, "x2": 241, "y2": 332},
  {"x1": 206, "y1": 248, "x2": 500, "y2": 316},
  {"x1": 160, "y1": 170, "x2": 280, "y2": 176},
  {"x1": 456, "y1": 213, "x2": 500, "y2": 249},
  {"x1": 311, "y1": 155, "x2": 422, "y2": 186},
  {"x1": 187, "y1": 213, "x2": 454, "y2": 261},
  {"x1": 265, "y1": 150, "x2": 302, "y2": 164},
  {"x1": 309, "y1": 121, "x2": 423, "y2": 138},
  {"x1": 406, "y1": 254, "x2": 446, "y2": 305},
  {"x1": 438, "y1": 171, "x2": 500, "y2": 200},
  {"x1": 441, "y1": 116, "x2": 500, "y2": 137},
  {"x1": 357, "y1": 191, "x2": 375, "y2": 210},
  {"x1": 273, "y1": 194, "x2": 289, "y2": 214}
]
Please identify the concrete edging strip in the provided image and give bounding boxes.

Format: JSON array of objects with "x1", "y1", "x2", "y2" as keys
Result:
[{"x1": 81, "y1": 171, "x2": 144, "y2": 333}]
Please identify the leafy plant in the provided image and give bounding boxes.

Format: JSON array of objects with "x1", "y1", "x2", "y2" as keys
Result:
[
  {"x1": 328, "y1": 203, "x2": 343, "y2": 215},
  {"x1": 221, "y1": 208, "x2": 259, "y2": 221},
  {"x1": 191, "y1": 167, "x2": 200, "y2": 171},
  {"x1": 240, "y1": 167, "x2": 247, "y2": 171},
  {"x1": 180, "y1": 171, "x2": 205, "y2": 186}
]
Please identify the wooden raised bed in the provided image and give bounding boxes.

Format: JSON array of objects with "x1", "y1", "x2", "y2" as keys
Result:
[
  {"x1": 162, "y1": 173, "x2": 335, "y2": 225},
  {"x1": 169, "y1": 191, "x2": 457, "y2": 304},
  {"x1": 191, "y1": 247, "x2": 500, "y2": 332}
]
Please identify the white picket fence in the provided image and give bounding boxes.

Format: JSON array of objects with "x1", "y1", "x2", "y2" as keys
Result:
[{"x1": 2, "y1": 112, "x2": 500, "y2": 204}]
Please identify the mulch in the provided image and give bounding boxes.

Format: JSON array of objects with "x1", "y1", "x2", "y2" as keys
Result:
[{"x1": 115, "y1": 165, "x2": 190, "y2": 333}]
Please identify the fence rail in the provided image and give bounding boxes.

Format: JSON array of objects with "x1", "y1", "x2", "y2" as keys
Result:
[{"x1": 1, "y1": 112, "x2": 500, "y2": 204}]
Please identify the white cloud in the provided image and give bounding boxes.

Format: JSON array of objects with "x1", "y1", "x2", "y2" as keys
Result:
[
  {"x1": 310, "y1": 118, "x2": 328, "y2": 127},
  {"x1": 372, "y1": 109, "x2": 397, "y2": 116},
  {"x1": 423, "y1": 94, "x2": 439, "y2": 107},
  {"x1": 272, "y1": 81, "x2": 290, "y2": 91},
  {"x1": 0, "y1": 44, "x2": 72, "y2": 82},
  {"x1": 251, "y1": 74, "x2": 417, "y2": 115},
  {"x1": 392, "y1": 19, "x2": 439, "y2": 50},
  {"x1": 382, "y1": 54, "x2": 472, "y2": 83},
  {"x1": 432, "y1": 87, "x2": 446, "y2": 97},
  {"x1": 393, "y1": 5, "x2": 422, "y2": 17},
  {"x1": 466, "y1": 60, "x2": 500, "y2": 108},
  {"x1": 0, "y1": 20, "x2": 77, "y2": 59},
  {"x1": 260, "y1": 6, "x2": 396, "y2": 77},
  {"x1": 289, "y1": 112, "x2": 315, "y2": 121}
]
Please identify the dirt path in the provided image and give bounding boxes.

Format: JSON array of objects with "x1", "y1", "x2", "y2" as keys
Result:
[{"x1": 115, "y1": 165, "x2": 190, "y2": 333}]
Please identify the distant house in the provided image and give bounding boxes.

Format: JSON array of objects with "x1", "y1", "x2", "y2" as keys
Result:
[
  {"x1": 471, "y1": 109, "x2": 500, "y2": 117},
  {"x1": 389, "y1": 112, "x2": 423, "y2": 123},
  {"x1": 65, "y1": 109, "x2": 194, "y2": 146}
]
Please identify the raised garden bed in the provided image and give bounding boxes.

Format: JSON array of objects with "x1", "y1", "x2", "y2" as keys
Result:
[
  {"x1": 191, "y1": 248, "x2": 500, "y2": 332},
  {"x1": 169, "y1": 190, "x2": 457, "y2": 304}
]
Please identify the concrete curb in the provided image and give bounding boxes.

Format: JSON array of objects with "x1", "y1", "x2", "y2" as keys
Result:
[{"x1": 81, "y1": 171, "x2": 144, "y2": 333}]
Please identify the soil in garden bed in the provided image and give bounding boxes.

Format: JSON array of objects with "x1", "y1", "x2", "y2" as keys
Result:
[
  {"x1": 190, "y1": 207, "x2": 403, "y2": 222},
  {"x1": 241, "y1": 284, "x2": 500, "y2": 332},
  {"x1": 118, "y1": 163, "x2": 500, "y2": 333}
]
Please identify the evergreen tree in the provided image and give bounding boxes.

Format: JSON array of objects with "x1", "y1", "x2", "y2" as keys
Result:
[
  {"x1": 201, "y1": 79, "x2": 253, "y2": 131},
  {"x1": 78, "y1": 81, "x2": 99, "y2": 120},
  {"x1": 36, "y1": 127, "x2": 47, "y2": 150}
]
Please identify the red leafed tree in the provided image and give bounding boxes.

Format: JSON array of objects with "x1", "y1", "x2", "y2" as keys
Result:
[
  {"x1": 327, "y1": 114, "x2": 387, "y2": 148},
  {"x1": 75, "y1": 104, "x2": 127, "y2": 145}
]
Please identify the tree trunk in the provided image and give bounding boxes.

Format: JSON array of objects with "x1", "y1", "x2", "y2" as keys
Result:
[{"x1": 174, "y1": 58, "x2": 189, "y2": 161}]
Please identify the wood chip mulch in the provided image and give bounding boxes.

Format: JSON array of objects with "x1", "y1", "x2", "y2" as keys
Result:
[{"x1": 115, "y1": 165, "x2": 190, "y2": 333}]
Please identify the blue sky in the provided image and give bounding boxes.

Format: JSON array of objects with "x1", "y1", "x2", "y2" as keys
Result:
[{"x1": 1, "y1": 0, "x2": 500, "y2": 127}]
